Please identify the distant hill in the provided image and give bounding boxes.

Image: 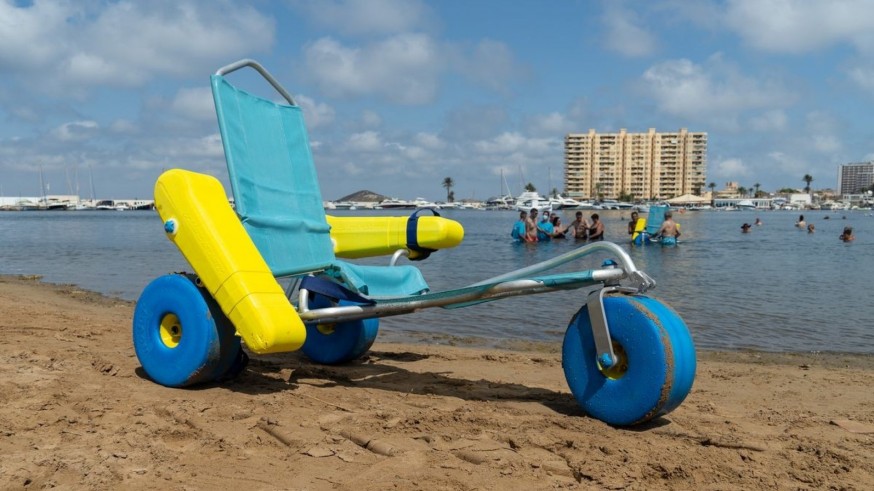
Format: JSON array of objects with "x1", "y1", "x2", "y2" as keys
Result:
[{"x1": 335, "y1": 190, "x2": 388, "y2": 202}]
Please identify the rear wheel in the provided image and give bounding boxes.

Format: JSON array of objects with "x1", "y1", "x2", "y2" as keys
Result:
[
  {"x1": 302, "y1": 293, "x2": 379, "y2": 364},
  {"x1": 562, "y1": 295, "x2": 696, "y2": 426},
  {"x1": 133, "y1": 274, "x2": 242, "y2": 387}
]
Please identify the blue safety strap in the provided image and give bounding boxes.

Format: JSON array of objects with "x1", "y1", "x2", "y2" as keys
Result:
[
  {"x1": 299, "y1": 275, "x2": 376, "y2": 305},
  {"x1": 406, "y1": 208, "x2": 440, "y2": 261}
]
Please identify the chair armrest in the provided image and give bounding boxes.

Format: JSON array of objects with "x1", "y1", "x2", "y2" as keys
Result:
[
  {"x1": 155, "y1": 169, "x2": 306, "y2": 354},
  {"x1": 326, "y1": 215, "x2": 464, "y2": 259}
]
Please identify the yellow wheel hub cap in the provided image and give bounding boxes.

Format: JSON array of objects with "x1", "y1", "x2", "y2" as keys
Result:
[{"x1": 159, "y1": 314, "x2": 182, "y2": 348}]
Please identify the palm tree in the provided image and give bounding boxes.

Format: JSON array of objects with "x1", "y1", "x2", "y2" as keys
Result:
[
  {"x1": 738, "y1": 186, "x2": 748, "y2": 198},
  {"x1": 524, "y1": 182, "x2": 536, "y2": 192},
  {"x1": 708, "y1": 182, "x2": 716, "y2": 205},
  {"x1": 802, "y1": 174, "x2": 813, "y2": 202},
  {"x1": 442, "y1": 177, "x2": 454, "y2": 203},
  {"x1": 754, "y1": 182, "x2": 761, "y2": 198}
]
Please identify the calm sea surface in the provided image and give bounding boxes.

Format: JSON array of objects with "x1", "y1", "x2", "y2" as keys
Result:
[{"x1": 1, "y1": 208, "x2": 871, "y2": 354}]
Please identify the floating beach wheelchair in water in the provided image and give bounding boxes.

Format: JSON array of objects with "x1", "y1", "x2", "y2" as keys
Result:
[{"x1": 132, "y1": 59, "x2": 696, "y2": 426}]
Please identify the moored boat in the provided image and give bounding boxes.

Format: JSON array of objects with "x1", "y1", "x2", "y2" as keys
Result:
[
  {"x1": 515, "y1": 191, "x2": 552, "y2": 212},
  {"x1": 378, "y1": 198, "x2": 416, "y2": 209}
]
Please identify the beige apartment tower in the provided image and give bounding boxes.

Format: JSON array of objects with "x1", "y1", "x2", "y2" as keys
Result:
[{"x1": 564, "y1": 128, "x2": 707, "y2": 200}]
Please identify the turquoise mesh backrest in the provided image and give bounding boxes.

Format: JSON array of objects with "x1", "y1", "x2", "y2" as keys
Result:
[
  {"x1": 211, "y1": 75, "x2": 335, "y2": 276},
  {"x1": 646, "y1": 205, "x2": 670, "y2": 235}
]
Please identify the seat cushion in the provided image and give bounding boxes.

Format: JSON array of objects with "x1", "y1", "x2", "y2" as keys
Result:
[{"x1": 328, "y1": 261, "x2": 429, "y2": 298}]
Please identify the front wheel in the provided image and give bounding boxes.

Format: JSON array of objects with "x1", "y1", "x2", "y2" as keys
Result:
[
  {"x1": 133, "y1": 274, "x2": 242, "y2": 387},
  {"x1": 562, "y1": 295, "x2": 696, "y2": 426}
]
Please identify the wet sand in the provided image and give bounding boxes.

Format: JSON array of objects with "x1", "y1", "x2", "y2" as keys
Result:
[{"x1": 1, "y1": 274, "x2": 872, "y2": 490}]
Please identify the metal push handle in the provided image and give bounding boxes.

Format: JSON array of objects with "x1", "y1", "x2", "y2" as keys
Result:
[{"x1": 215, "y1": 59, "x2": 296, "y2": 106}]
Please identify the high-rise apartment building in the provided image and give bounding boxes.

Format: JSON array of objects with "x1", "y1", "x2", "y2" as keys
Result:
[
  {"x1": 837, "y1": 161, "x2": 874, "y2": 196},
  {"x1": 564, "y1": 128, "x2": 707, "y2": 200}
]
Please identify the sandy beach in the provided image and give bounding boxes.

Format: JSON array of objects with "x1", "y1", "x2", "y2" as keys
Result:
[{"x1": 1, "y1": 274, "x2": 872, "y2": 490}]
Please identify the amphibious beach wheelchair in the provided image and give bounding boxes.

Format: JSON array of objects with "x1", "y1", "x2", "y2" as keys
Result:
[{"x1": 132, "y1": 59, "x2": 696, "y2": 426}]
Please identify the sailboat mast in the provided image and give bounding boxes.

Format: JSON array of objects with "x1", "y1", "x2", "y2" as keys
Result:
[
  {"x1": 39, "y1": 165, "x2": 47, "y2": 208},
  {"x1": 89, "y1": 165, "x2": 96, "y2": 202}
]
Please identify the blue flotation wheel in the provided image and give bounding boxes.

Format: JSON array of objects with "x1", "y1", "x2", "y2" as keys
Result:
[
  {"x1": 302, "y1": 293, "x2": 379, "y2": 364},
  {"x1": 133, "y1": 274, "x2": 243, "y2": 387},
  {"x1": 562, "y1": 295, "x2": 696, "y2": 426}
]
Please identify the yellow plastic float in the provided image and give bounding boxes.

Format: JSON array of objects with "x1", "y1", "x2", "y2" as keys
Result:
[
  {"x1": 327, "y1": 215, "x2": 464, "y2": 259},
  {"x1": 153, "y1": 169, "x2": 306, "y2": 354}
]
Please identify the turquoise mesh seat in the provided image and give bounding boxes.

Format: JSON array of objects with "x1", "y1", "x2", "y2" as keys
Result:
[{"x1": 210, "y1": 75, "x2": 429, "y2": 298}]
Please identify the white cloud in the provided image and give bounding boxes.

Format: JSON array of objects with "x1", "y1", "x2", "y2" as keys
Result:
[
  {"x1": 0, "y1": 1, "x2": 69, "y2": 71},
  {"x1": 295, "y1": 94, "x2": 336, "y2": 129},
  {"x1": 171, "y1": 87, "x2": 215, "y2": 121},
  {"x1": 303, "y1": 34, "x2": 441, "y2": 104},
  {"x1": 812, "y1": 135, "x2": 841, "y2": 153},
  {"x1": 528, "y1": 112, "x2": 576, "y2": 136},
  {"x1": 473, "y1": 132, "x2": 558, "y2": 155},
  {"x1": 359, "y1": 110, "x2": 382, "y2": 128},
  {"x1": 805, "y1": 111, "x2": 842, "y2": 153},
  {"x1": 184, "y1": 134, "x2": 225, "y2": 159},
  {"x1": 749, "y1": 110, "x2": 787, "y2": 131},
  {"x1": 641, "y1": 56, "x2": 795, "y2": 126},
  {"x1": 414, "y1": 132, "x2": 444, "y2": 150},
  {"x1": 346, "y1": 131, "x2": 383, "y2": 152},
  {"x1": 0, "y1": 1, "x2": 274, "y2": 93},
  {"x1": 768, "y1": 151, "x2": 807, "y2": 176},
  {"x1": 453, "y1": 40, "x2": 525, "y2": 93},
  {"x1": 53, "y1": 121, "x2": 99, "y2": 142},
  {"x1": 712, "y1": 157, "x2": 751, "y2": 179},
  {"x1": 847, "y1": 65, "x2": 874, "y2": 93},
  {"x1": 110, "y1": 120, "x2": 138, "y2": 134},
  {"x1": 723, "y1": 0, "x2": 874, "y2": 55},
  {"x1": 602, "y1": 3, "x2": 658, "y2": 57},
  {"x1": 295, "y1": 0, "x2": 432, "y2": 36}
]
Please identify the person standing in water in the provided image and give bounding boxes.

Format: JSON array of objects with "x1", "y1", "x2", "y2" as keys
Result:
[
  {"x1": 840, "y1": 226, "x2": 854, "y2": 242},
  {"x1": 628, "y1": 211, "x2": 640, "y2": 236},
  {"x1": 588, "y1": 213, "x2": 605, "y2": 241},
  {"x1": 656, "y1": 211, "x2": 681, "y2": 245},
  {"x1": 524, "y1": 209, "x2": 539, "y2": 242},
  {"x1": 567, "y1": 211, "x2": 589, "y2": 240},
  {"x1": 511, "y1": 211, "x2": 528, "y2": 241}
]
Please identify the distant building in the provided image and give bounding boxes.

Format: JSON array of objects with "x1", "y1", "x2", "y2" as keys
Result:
[
  {"x1": 837, "y1": 161, "x2": 874, "y2": 197},
  {"x1": 564, "y1": 128, "x2": 707, "y2": 200},
  {"x1": 788, "y1": 193, "x2": 812, "y2": 206}
]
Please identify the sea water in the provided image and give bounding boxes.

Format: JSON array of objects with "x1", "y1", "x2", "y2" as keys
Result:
[{"x1": 1, "y1": 209, "x2": 871, "y2": 354}]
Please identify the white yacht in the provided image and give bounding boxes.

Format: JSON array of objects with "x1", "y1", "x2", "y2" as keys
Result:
[
  {"x1": 484, "y1": 195, "x2": 515, "y2": 210},
  {"x1": 599, "y1": 199, "x2": 635, "y2": 210},
  {"x1": 548, "y1": 194, "x2": 583, "y2": 210},
  {"x1": 412, "y1": 198, "x2": 441, "y2": 209},
  {"x1": 331, "y1": 201, "x2": 358, "y2": 210},
  {"x1": 515, "y1": 191, "x2": 552, "y2": 212},
  {"x1": 378, "y1": 198, "x2": 416, "y2": 210}
]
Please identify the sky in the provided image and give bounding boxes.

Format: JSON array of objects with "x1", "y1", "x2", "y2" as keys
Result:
[{"x1": 2, "y1": 0, "x2": 874, "y2": 202}]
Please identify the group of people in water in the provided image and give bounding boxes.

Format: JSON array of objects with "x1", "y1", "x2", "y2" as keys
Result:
[
  {"x1": 512, "y1": 209, "x2": 604, "y2": 242},
  {"x1": 511, "y1": 208, "x2": 681, "y2": 244},
  {"x1": 797, "y1": 214, "x2": 854, "y2": 241},
  {"x1": 628, "y1": 210, "x2": 681, "y2": 245},
  {"x1": 740, "y1": 214, "x2": 855, "y2": 242},
  {"x1": 514, "y1": 208, "x2": 858, "y2": 245}
]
